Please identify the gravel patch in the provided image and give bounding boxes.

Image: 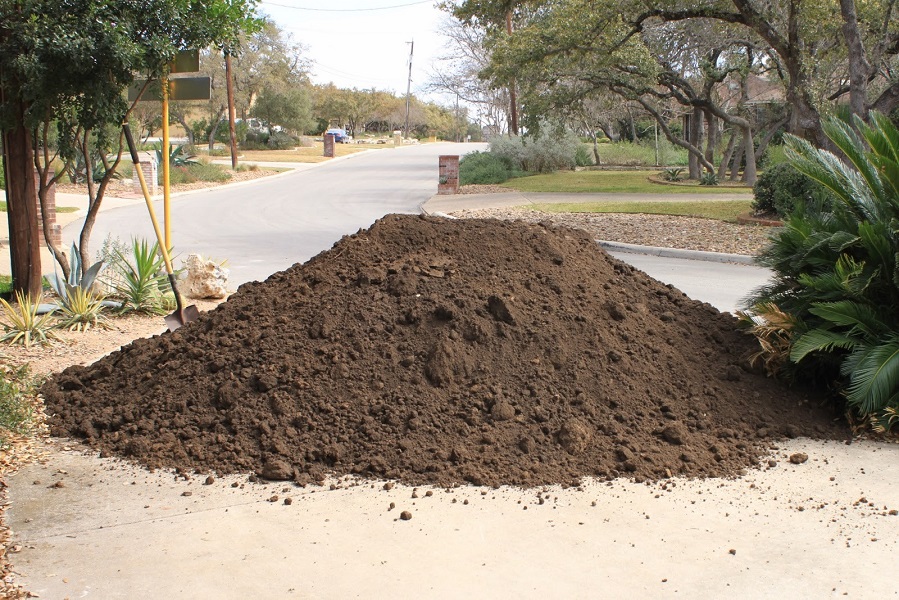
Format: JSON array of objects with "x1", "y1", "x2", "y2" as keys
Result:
[{"x1": 449, "y1": 207, "x2": 775, "y2": 257}]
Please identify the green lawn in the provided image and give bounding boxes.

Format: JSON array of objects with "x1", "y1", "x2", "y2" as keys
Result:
[
  {"x1": 530, "y1": 200, "x2": 753, "y2": 222},
  {"x1": 0, "y1": 201, "x2": 79, "y2": 213},
  {"x1": 502, "y1": 170, "x2": 753, "y2": 194}
]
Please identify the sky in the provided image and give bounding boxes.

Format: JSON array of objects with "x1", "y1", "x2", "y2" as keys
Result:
[{"x1": 257, "y1": 0, "x2": 451, "y2": 101}]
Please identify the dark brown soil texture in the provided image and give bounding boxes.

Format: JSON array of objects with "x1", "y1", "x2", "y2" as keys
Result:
[{"x1": 42, "y1": 215, "x2": 845, "y2": 487}]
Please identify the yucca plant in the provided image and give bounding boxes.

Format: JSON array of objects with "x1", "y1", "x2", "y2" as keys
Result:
[
  {"x1": 0, "y1": 291, "x2": 60, "y2": 347},
  {"x1": 58, "y1": 285, "x2": 109, "y2": 332},
  {"x1": 111, "y1": 238, "x2": 171, "y2": 315},
  {"x1": 747, "y1": 111, "x2": 899, "y2": 427}
]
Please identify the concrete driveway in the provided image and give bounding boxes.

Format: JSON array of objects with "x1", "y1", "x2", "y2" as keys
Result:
[
  {"x1": 8, "y1": 437, "x2": 899, "y2": 598},
  {"x1": 6, "y1": 150, "x2": 899, "y2": 598}
]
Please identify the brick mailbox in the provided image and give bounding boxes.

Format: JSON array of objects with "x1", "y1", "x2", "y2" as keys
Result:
[
  {"x1": 323, "y1": 133, "x2": 336, "y2": 158},
  {"x1": 438, "y1": 155, "x2": 460, "y2": 195},
  {"x1": 132, "y1": 151, "x2": 158, "y2": 197}
]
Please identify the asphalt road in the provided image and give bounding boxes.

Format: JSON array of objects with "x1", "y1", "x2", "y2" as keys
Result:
[
  {"x1": 84, "y1": 143, "x2": 486, "y2": 286},
  {"x1": 77, "y1": 142, "x2": 769, "y2": 312}
]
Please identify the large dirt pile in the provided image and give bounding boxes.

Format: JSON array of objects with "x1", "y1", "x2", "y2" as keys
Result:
[{"x1": 42, "y1": 215, "x2": 843, "y2": 487}]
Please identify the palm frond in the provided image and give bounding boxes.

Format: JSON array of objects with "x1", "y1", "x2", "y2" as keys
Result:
[
  {"x1": 807, "y1": 300, "x2": 887, "y2": 337},
  {"x1": 843, "y1": 336, "x2": 899, "y2": 414},
  {"x1": 790, "y1": 328, "x2": 857, "y2": 363}
]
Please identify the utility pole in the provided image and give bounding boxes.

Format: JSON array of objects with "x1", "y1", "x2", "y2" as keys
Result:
[
  {"x1": 404, "y1": 40, "x2": 413, "y2": 140},
  {"x1": 225, "y1": 52, "x2": 238, "y2": 169}
]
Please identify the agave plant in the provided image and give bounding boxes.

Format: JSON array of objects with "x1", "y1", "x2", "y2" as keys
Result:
[
  {"x1": 662, "y1": 167, "x2": 684, "y2": 182},
  {"x1": 747, "y1": 111, "x2": 899, "y2": 426},
  {"x1": 154, "y1": 143, "x2": 198, "y2": 168},
  {"x1": 111, "y1": 238, "x2": 171, "y2": 315},
  {"x1": 0, "y1": 291, "x2": 60, "y2": 347}
]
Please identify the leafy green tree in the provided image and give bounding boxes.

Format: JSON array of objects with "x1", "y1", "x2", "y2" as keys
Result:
[
  {"x1": 251, "y1": 86, "x2": 315, "y2": 135},
  {"x1": 747, "y1": 112, "x2": 899, "y2": 426},
  {"x1": 0, "y1": 0, "x2": 259, "y2": 294},
  {"x1": 199, "y1": 20, "x2": 310, "y2": 148}
]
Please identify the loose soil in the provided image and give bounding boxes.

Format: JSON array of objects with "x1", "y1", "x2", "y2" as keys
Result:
[{"x1": 42, "y1": 215, "x2": 845, "y2": 487}]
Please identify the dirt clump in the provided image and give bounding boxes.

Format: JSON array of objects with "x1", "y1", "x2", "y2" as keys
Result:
[{"x1": 41, "y1": 214, "x2": 844, "y2": 487}]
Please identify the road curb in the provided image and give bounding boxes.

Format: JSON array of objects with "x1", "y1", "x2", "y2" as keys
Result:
[{"x1": 598, "y1": 240, "x2": 756, "y2": 264}]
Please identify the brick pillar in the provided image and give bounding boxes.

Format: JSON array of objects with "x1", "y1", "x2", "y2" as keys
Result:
[
  {"x1": 33, "y1": 170, "x2": 62, "y2": 247},
  {"x1": 132, "y1": 151, "x2": 158, "y2": 196},
  {"x1": 323, "y1": 133, "x2": 336, "y2": 158},
  {"x1": 438, "y1": 155, "x2": 460, "y2": 195}
]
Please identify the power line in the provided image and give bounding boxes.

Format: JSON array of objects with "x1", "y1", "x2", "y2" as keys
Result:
[{"x1": 262, "y1": 0, "x2": 431, "y2": 12}]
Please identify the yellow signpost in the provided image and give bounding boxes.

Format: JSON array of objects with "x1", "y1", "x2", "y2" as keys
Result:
[{"x1": 127, "y1": 50, "x2": 208, "y2": 249}]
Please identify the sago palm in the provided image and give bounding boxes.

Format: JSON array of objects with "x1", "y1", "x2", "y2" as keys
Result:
[{"x1": 746, "y1": 112, "x2": 899, "y2": 426}]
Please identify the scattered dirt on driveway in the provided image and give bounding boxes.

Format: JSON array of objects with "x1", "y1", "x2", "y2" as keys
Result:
[{"x1": 41, "y1": 214, "x2": 845, "y2": 487}]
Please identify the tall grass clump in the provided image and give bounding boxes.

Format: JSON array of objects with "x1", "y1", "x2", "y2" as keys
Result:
[{"x1": 0, "y1": 364, "x2": 39, "y2": 447}]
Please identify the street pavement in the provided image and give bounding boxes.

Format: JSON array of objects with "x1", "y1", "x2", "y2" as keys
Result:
[{"x1": 5, "y1": 149, "x2": 899, "y2": 598}]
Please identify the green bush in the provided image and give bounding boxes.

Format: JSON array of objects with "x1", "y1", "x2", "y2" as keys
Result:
[
  {"x1": 267, "y1": 131, "x2": 298, "y2": 150},
  {"x1": 490, "y1": 128, "x2": 581, "y2": 173},
  {"x1": 242, "y1": 130, "x2": 270, "y2": 150},
  {"x1": 0, "y1": 159, "x2": 5, "y2": 189},
  {"x1": 459, "y1": 151, "x2": 519, "y2": 185},
  {"x1": 574, "y1": 144, "x2": 593, "y2": 167},
  {"x1": 752, "y1": 162, "x2": 827, "y2": 217},
  {"x1": 746, "y1": 112, "x2": 899, "y2": 428}
]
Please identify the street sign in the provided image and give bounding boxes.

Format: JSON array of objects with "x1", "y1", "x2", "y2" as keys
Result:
[
  {"x1": 128, "y1": 77, "x2": 211, "y2": 102},
  {"x1": 169, "y1": 49, "x2": 200, "y2": 74}
]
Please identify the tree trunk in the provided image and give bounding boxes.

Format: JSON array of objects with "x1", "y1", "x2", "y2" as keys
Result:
[
  {"x1": 174, "y1": 113, "x2": 194, "y2": 146},
  {"x1": 741, "y1": 125, "x2": 757, "y2": 185},
  {"x1": 730, "y1": 140, "x2": 744, "y2": 181},
  {"x1": 208, "y1": 109, "x2": 226, "y2": 151},
  {"x1": 2, "y1": 100, "x2": 42, "y2": 298},
  {"x1": 839, "y1": 0, "x2": 871, "y2": 120},
  {"x1": 687, "y1": 110, "x2": 703, "y2": 179},
  {"x1": 704, "y1": 109, "x2": 718, "y2": 166},
  {"x1": 718, "y1": 132, "x2": 736, "y2": 180},
  {"x1": 34, "y1": 119, "x2": 70, "y2": 280}
]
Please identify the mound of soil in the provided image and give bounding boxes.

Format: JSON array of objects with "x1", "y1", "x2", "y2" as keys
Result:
[{"x1": 42, "y1": 215, "x2": 844, "y2": 487}]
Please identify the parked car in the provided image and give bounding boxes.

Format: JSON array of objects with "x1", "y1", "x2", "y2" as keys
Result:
[{"x1": 325, "y1": 128, "x2": 352, "y2": 143}]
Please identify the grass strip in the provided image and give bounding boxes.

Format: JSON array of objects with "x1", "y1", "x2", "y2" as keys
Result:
[
  {"x1": 529, "y1": 200, "x2": 753, "y2": 222},
  {"x1": 502, "y1": 170, "x2": 753, "y2": 194}
]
